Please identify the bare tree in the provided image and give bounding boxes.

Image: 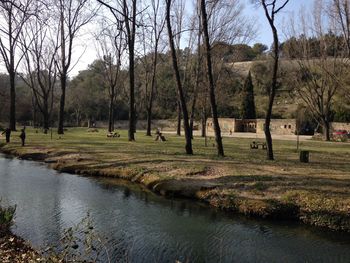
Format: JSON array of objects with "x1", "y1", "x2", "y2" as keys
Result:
[
  {"x1": 145, "y1": 0, "x2": 165, "y2": 136},
  {"x1": 97, "y1": 0, "x2": 139, "y2": 141},
  {"x1": 330, "y1": 0, "x2": 350, "y2": 56},
  {"x1": 199, "y1": 0, "x2": 224, "y2": 156},
  {"x1": 189, "y1": 6, "x2": 203, "y2": 139},
  {"x1": 199, "y1": 0, "x2": 255, "y2": 145},
  {"x1": 256, "y1": 0, "x2": 289, "y2": 160},
  {"x1": 286, "y1": 0, "x2": 347, "y2": 141},
  {"x1": 95, "y1": 20, "x2": 126, "y2": 132},
  {"x1": 165, "y1": 0, "x2": 193, "y2": 154},
  {"x1": 0, "y1": 0, "x2": 33, "y2": 130},
  {"x1": 20, "y1": 5, "x2": 59, "y2": 133},
  {"x1": 173, "y1": 0, "x2": 185, "y2": 136},
  {"x1": 56, "y1": 0, "x2": 96, "y2": 134}
]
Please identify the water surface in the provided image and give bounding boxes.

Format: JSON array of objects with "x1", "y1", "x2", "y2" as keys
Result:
[{"x1": 1, "y1": 154, "x2": 350, "y2": 262}]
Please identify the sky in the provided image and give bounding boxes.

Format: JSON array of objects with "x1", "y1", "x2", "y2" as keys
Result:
[
  {"x1": 73, "y1": 0, "x2": 315, "y2": 76},
  {"x1": 244, "y1": 0, "x2": 314, "y2": 46},
  {"x1": 0, "y1": 0, "x2": 315, "y2": 77}
]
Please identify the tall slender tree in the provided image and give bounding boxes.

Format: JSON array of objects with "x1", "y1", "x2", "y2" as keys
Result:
[
  {"x1": 165, "y1": 0, "x2": 193, "y2": 154},
  {"x1": 241, "y1": 71, "x2": 256, "y2": 119},
  {"x1": 20, "y1": 4, "x2": 59, "y2": 133},
  {"x1": 56, "y1": 0, "x2": 95, "y2": 134},
  {"x1": 0, "y1": 0, "x2": 33, "y2": 131},
  {"x1": 97, "y1": 0, "x2": 139, "y2": 141},
  {"x1": 95, "y1": 20, "x2": 125, "y2": 132},
  {"x1": 331, "y1": 0, "x2": 350, "y2": 56},
  {"x1": 258, "y1": 0, "x2": 289, "y2": 160},
  {"x1": 199, "y1": 0, "x2": 224, "y2": 156},
  {"x1": 144, "y1": 0, "x2": 165, "y2": 136}
]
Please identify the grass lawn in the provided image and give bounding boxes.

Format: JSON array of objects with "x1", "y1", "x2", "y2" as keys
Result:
[{"x1": 1, "y1": 127, "x2": 350, "y2": 231}]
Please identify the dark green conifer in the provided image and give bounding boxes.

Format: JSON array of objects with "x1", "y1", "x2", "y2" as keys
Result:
[{"x1": 241, "y1": 71, "x2": 256, "y2": 119}]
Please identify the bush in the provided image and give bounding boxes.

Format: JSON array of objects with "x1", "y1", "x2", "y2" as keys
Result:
[{"x1": 0, "y1": 201, "x2": 16, "y2": 237}]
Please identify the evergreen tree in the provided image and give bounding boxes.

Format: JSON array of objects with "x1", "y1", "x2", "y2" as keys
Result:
[{"x1": 241, "y1": 71, "x2": 256, "y2": 119}]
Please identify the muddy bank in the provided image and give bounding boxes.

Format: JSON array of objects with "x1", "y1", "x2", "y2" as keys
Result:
[
  {"x1": 1, "y1": 145, "x2": 350, "y2": 233},
  {"x1": 0, "y1": 233, "x2": 43, "y2": 263}
]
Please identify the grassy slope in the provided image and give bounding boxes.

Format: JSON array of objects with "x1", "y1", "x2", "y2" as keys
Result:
[{"x1": 1, "y1": 128, "x2": 350, "y2": 231}]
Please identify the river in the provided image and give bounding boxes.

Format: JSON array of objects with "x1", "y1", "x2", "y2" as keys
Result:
[{"x1": 1, "y1": 154, "x2": 350, "y2": 262}]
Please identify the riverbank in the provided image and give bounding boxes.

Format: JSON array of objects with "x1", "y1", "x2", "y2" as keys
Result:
[
  {"x1": 0, "y1": 233, "x2": 43, "y2": 262},
  {"x1": 1, "y1": 128, "x2": 350, "y2": 232}
]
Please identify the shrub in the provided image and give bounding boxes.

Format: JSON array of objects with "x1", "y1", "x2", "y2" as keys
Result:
[{"x1": 0, "y1": 201, "x2": 16, "y2": 237}]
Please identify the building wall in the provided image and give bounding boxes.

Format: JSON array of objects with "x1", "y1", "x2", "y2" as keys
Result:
[
  {"x1": 207, "y1": 118, "x2": 235, "y2": 134},
  {"x1": 234, "y1": 119, "x2": 257, "y2": 133},
  {"x1": 256, "y1": 119, "x2": 296, "y2": 135},
  {"x1": 207, "y1": 118, "x2": 297, "y2": 135}
]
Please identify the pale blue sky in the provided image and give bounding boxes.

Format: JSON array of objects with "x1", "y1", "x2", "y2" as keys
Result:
[
  {"x1": 73, "y1": 0, "x2": 315, "y2": 75},
  {"x1": 0, "y1": 0, "x2": 316, "y2": 76},
  {"x1": 245, "y1": 0, "x2": 314, "y2": 46}
]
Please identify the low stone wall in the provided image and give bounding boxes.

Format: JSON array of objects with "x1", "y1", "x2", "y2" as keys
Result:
[
  {"x1": 207, "y1": 118, "x2": 235, "y2": 134},
  {"x1": 256, "y1": 119, "x2": 296, "y2": 135},
  {"x1": 207, "y1": 118, "x2": 297, "y2": 135}
]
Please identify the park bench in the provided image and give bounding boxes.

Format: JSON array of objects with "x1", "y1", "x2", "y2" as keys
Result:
[
  {"x1": 107, "y1": 131, "x2": 120, "y2": 138},
  {"x1": 250, "y1": 141, "x2": 267, "y2": 150}
]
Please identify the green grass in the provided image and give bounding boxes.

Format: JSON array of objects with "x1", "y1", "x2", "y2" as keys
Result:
[{"x1": 1, "y1": 127, "x2": 350, "y2": 230}]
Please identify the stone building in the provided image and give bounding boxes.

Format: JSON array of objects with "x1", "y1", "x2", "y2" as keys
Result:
[
  {"x1": 206, "y1": 118, "x2": 236, "y2": 134},
  {"x1": 206, "y1": 118, "x2": 297, "y2": 135}
]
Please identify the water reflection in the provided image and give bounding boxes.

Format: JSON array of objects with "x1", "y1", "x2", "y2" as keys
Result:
[{"x1": 1, "y1": 154, "x2": 350, "y2": 262}]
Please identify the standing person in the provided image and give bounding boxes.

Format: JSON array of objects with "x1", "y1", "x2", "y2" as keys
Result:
[
  {"x1": 1, "y1": 128, "x2": 11, "y2": 143},
  {"x1": 19, "y1": 128, "x2": 26, "y2": 146}
]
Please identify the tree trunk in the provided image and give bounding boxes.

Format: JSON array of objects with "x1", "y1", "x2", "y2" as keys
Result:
[
  {"x1": 58, "y1": 6, "x2": 66, "y2": 135},
  {"x1": 145, "y1": 83, "x2": 154, "y2": 137},
  {"x1": 126, "y1": 0, "x2": 136, "y2": 141},
  {"x1": 200, "y1": 0, "x2": 224, "y2": 157},
  {"x1": 201, "y1": 107, "x2": 206, "y2": 137},
  {"x1": 58, "y1": 74, "x2": 66, "y2": 134},
  {"x1": 32, "y1": 95, "x2": 37, "y2": 128},
  {"x1": 176, "y1": 101, "x2": 181, "y2": 136},
  {"x1": 166, "y1": 0, "x2": 193, "y2": 154},
  {"x1": 76, "y1": 112, "x2": 80, "y2": 127},
  {"x1": 264, "y1": 25, "x2": 279, "y2": 160},
  {"x1": 190, "y1": 26, "x2": 202, "y2": 139},
  {"x1": 9, "y1": 71, "x2": 16, "y2": 131},
  {"x1": 189, "y1": 105, "x2": 195, "y2": 139},
  {"x1": 261, "y1": 0, "x2": 284, "y2": 161},
  {"x1": 128, "y1": 50, "x2": 135, "y2": 140},
  {"x1": 146, "y1": 45, "x2": 158, "y2": 137},
  {"x1": 43, "y1": 101, "x2": 49, "y2": 134},
  {"x1": 108, "y1": 95, "x2": 114, "y2": 132},
  {"x1": 146, "y1": 106, "x2": 152, "y2": 136},
  {"x1": 189, "y1": 90, "x2": 199, "y2": 139},
  {"x1": 322, "y1": 118, "x2": 331, "y2": 141}
]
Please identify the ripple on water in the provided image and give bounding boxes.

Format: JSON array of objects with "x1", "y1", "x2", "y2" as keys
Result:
[{"x1": 1, "y1": 154, "x2": 350, "y2": 262}]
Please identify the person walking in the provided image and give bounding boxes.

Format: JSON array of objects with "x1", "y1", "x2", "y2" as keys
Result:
[
  {"x1": 19, "y1": 128, "x2": 26, "y2": 146},
  {"x1": 1, "y1": 128, "x2": 11, "y2": 143}
]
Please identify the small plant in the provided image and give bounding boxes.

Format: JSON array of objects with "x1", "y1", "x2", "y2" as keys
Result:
[{"x1": 0, "y1": 200, "x2": 16, "y2": 237}]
